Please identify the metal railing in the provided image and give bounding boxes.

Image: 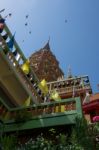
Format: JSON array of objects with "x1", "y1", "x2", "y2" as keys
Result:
[{"x1": 2, "y1": 97, "x2": 82, "y2": 123}]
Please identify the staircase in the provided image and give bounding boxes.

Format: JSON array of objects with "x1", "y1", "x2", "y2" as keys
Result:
[{"x1": 0, "y1": 15, "x2": 44, "y2": 108}]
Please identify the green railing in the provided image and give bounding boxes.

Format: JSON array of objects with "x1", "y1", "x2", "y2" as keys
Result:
[{"x1": 0, "y1": 97, "x2": 83, "y2": 132}]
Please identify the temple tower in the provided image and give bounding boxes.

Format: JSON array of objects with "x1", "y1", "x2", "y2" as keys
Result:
[{"x1": 29, "y1": 41, "x2": 64, "y2": 82}]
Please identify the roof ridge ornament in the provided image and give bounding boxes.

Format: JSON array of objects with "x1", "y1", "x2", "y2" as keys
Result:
[
  {"x1": 67, "y1": 65, "x2": 73, "y2": 78},
  {"x1": 43, "y1": 37, "x2": 50, "y2": 50}
]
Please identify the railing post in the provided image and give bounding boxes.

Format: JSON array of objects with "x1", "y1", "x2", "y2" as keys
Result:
[{"x1": 75, "y1": 97, "x2": 83, "y2": 118}]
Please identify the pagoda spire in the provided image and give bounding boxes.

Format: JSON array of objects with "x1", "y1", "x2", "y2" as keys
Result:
[
  {"x1": 67, "y1": 65, "x2": 73, "y2": 78},
  {"x1": 43, "y1": 37, "x2": 50, "y2": 50}
]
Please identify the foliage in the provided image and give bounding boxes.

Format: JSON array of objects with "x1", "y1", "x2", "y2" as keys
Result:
[
  {"x1": 18, "y1": 134, "x2": 54, "y2": 150},
  {"x1": 0, "y1": 135, "x2": 17, "y2": 150},
  {"x1": 93, "y1": 122, "x2": 99, "y2": 133},
  {"x1": 0, "y1": 118, "x2": 99, "y2": 150},
  {"x1": 74, "y1": 117, "x2": 95, "y2": 150},
  {"x1": 14, "y1": 109, "x2": 32, "y2": 123}
]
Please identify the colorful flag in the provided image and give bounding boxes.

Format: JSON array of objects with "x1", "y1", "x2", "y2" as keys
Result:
[
  {"x1": 4, "y1": 112, "x2": 10, "y2": 120},
  {"x1": 4, "y1": 13, "x2": 12, "y2": 19},
  {"x1": 0, "y1": 9, "x2": 5, "y2": 14},
  {"x1": 50, "y1": 90, "x2": 61, "y2": 101},
  {"x1": 84, "y1": 78, "x2": 89, "y2": 83},
  {"x1": 61, "y1": 105, "x2": 65, "y2": 112},
  {"x1": 12, "y1": 49, "x2": 18, "y2": 56},
  {"x1": 7, "y1": 32, "x2": 15, "y2": 51},
  {"x1": 0, "y1": 18, "x2": 5, "y2": 24},
  {"x1": 23, "y1": 96, "x2": 31, "y2": 106},
  {"x1": 55, "y1": 106, "x2": 59, "y2": 112},
  {"x1": 38, "y1": 79, "x2": 48, "y2": 95},
  {"x1": 80, "y1": 79, "x2": 84, "y2": 88},
  {"x1": 25, "y1": 15, "x2": 29, "y2": 19},
  {"x1": 16, "y1": 53, "x2": 21, "y2": 61},
  {"x1": 0, "y1": 18, "x2": 5, "y2": 33},
  {"x1": 55, "y1": 104, "x2": 65, "y2": 113},
  {"x1": 93, "y1": 116, "x2": 99, "y2": 122},
  {"x1": 2, "y1": 33, "x2": 8, "y2": 40},
  {"x1": 21, "y1": 60, "x2": 30, "y2": 74},
  {"x1": 83, "y1": 92, "x2": 90, "y2": 104}
]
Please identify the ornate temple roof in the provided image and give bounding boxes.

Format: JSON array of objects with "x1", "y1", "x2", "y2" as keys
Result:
[{"x1": 29, "y1": 41, "x2": 64, "y2": 82}]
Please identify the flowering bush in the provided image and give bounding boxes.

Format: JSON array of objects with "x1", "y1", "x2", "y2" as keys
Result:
[{"x1": 0, "y1": 118, "x2": 99, "y2": 150}]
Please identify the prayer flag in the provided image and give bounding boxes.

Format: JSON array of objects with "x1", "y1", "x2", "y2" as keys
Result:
[
  {"x1": 83, "y1": 92, "x2": 90, "y2": 104},
  {"x1": 23, "y1": 96, "x2": 31, "y2": 106},
  {"x1": 0, "y1": 18, "x2": 5, "y2": 33},
  {"x1": 39, "y1": 79, "x2": 48, "y2": 95},
  {"x1": 16, "y1": 53, "x2": 21, "y2": 61},
  {"x1": 21, "y1": 60, "x2": 30, "y2": 74},
  {"x1": 80, "y1": 79, "x2": 84, "y2": 88},
  {"x1": 7, "y1": 32, "x2": 15, "y2": 50},
  {"x1": 55, "y1": 106, "x2": 59, "y2": 112},
  {"x1": 0, "y1": 9, "x2": 5, "y2": 14},
  {"x1": 12, "y1": 49, "x2": 18, "y2": 56},
  {"x1": 0, "y1": 18, "x2": 5, "y2": 23},
  {"x1": 2, "y1": 33, "x2": 8, "y2": 40},
  {"x1": 4, "y1": 112, "x2": 10, "y2": 120},
  {"x1": 84, "y1": 78, "x2": 89, "y2": 83},
  {"x1": 61, "y1": 105, "x2": 65, "y2": 112},
  {"x1": 50, "y1": 90, "x2": 61, "y2": 101}
]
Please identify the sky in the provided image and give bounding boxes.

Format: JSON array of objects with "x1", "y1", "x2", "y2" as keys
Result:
[{"x1": 0, "y1": 0, "x2": 99, "y2": 92}]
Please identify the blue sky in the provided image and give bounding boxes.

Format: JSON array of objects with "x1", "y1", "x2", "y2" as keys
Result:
[{"x1": 0, "y1": 0, "x2": 99, "y2": 92}]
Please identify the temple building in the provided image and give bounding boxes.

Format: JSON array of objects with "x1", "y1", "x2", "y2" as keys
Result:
[
  {"x1": 0, "y1": 14, "x2": 99, "y2": 146},
  {"x1": 29, "y1": 41, "x2": 64, "y2": 82}
]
